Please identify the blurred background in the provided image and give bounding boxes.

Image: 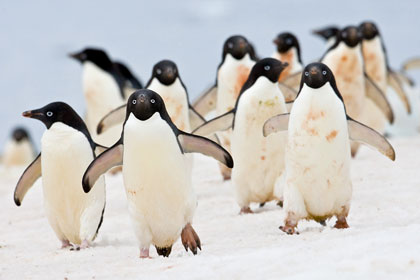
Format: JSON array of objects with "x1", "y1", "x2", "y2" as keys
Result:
[{"x1": 1, "y1": 0, "x2": 419, "y2": 147}]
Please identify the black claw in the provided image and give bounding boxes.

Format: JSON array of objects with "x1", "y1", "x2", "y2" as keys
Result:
[
  {"x1": 183, "y1": 244, "x2": 188, "y2": 252},
  {"x1": 277, "y1": 201, "x2": 283, "y2": 208}
]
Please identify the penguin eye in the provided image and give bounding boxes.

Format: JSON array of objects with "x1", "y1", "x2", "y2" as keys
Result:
[
  {"x1": 132, "y1": 100, "x2": 137, "y2": 105},
  {"x1": 322, "y1": 70, "x2": 327, "y2": 76},
  {"x1": 228, "y1": 42, "x2": 233, "y2": 49},
  {"x1": 46, "y1": 111, "x2": 53, "y2": 117},
  {"x1": 150, "y1": 99, "x2": 155, "y2": 104},
  {"x1": 156, "y1": 69, "x2": 162, "y2": 75},
  {"x1": 286, "y1": 38, "x2": 293, "y2": 45},
  {"x1": 264, "y1": 65, "x2": 270, "y2": 71},
  {"x1": 304, "y1": 71, "x2": 309, "y2": 77}
]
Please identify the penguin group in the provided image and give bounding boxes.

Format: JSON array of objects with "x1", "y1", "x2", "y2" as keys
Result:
[{"x1": 9, "y1": 20, "x2": 418, "y2": 258}]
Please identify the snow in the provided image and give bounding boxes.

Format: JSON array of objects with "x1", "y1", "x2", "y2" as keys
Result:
[{"x1": 1, "y1": 135, "x2": 420, "y2": 279}]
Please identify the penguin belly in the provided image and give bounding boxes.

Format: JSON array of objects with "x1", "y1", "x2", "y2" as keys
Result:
[
  {"x1": 284, "y1": 84, "x2": 352, "y2": 220},
  {"x1": 41, "y1": 123, "x2": 105, "y2": 244},
  {"x1": 231, "y1": 79, "x2": 287, "y2": 207},
  {"x1": 2, "y1": 140, "x2": 34, "y2": 167},
  {"x1": 123, "y1": 113, "x2": 195, "y2": 248}
]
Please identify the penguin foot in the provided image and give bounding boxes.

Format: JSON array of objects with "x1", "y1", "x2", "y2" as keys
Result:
[
  {"x1": 239, "y1": 206, "x2": 254, "y2": 214},
  {"x1": 319, "y1": 220, "x2": 327, "y2": 226},
  {"x1": 259, "y1": 202, "x2": 266, "y2": 208},
  {"x1": 181, "y1": 223, "x2": 201, "y2": 255},
  {"x1": 139, "y1": 248, "x2": 150, "y2": 258},
  {"x1": 61, "y1": 240, "x2": 71, "y2": 249},
  {"x1": 277, "y1": 200, "x2": 283, "y2": 208},
  {"x1": 80, "y1": 240, "x2": 90, "y2": 249},
  {"x1": 334, "y1": 216, "x2": 349, "y2": 229},
  {"x1": 280, "y1": 220, "x2": 299, "y2": 235},
  {"x1": 155, "y1": 246, "x2": 172, "y2": 257},
  {"x1": 222, "y1": 173, "x2": 231, "y2": 181}
]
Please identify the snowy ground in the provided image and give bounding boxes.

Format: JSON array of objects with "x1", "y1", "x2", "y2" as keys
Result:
[{"x1": 1, "y1": 135, "x2": 420, "y2": 279}]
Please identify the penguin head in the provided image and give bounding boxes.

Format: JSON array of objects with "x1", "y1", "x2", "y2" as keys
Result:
[
  {"x1": 223, "y1": 35, "x2": 252, "y2": 60},
  {"x1": 337, "y1": 26, "x2": 362, "y2": 48},
  {"x1": 152, "y1": 60, "x2": 179, "y2": 86},
  {"x1": 359, "y1": 21, "x2": 380, "y2": 40},
  {"x1": 273, "y1": 32, "x2": 300, "y2": 54},
  {"x1": 22, "y1": 102, "x2": 84, "y2": 130},
  {"x1": 301, "y1": 63, "x2": 336, "y2": 89},
  {"x1": 249, "y1": 58, "x2": 289, "y2": 83},
  {"x1": 127, "y1": 89, "x2": 166, "y2": 121},
  {"x1": 12, "y1": 127, "x2": 29, "y2": 142},
  {"x1": 312, "y1": 26, "x2": 339, "y2": 40},
  {"x1": 69, "y1": 48, "x2": 113, "y2": 69}
]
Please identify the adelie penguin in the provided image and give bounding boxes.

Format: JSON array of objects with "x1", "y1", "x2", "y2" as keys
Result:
[
  {"x1": 312, "y1": 25, "x2": 340, "y2": 49},
  {"x1": 321, "y1": 26, "x2": 394, "y2": 156},
  {"x1": 14, "y1": 102, "x2": 106, "y2": 249},
  {"x1": 192, "y1": 35, "x2": 257, "y2": 180},
  {"x1": 82, "y1": 89, "x2": 233, "y2": 258},
  {"x1": 1, "y1": 127, "x2": 36, "y2": 167},
  {"x1": 193, "y1": 58, "x2": 289, "y2": 214},
  {"x1": 113, "y1": 61, "x2": 143, "y2": 99},
  {"x1": 263, "y1": 63, "x2": 395, "y2": 234}
]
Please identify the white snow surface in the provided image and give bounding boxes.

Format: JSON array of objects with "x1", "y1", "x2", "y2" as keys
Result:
[{"x1": 1, "y1": 137, "x2": 420, "y2": 279}]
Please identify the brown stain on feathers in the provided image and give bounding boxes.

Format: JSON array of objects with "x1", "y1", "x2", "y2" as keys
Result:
[
  {"x1": 278, "y1": 50, "x2": 293, "y2": 82},
  {"x1": 234, "y1": 65, "x2": 251, "y2": 97},
  {"x1": 326, "y1": 130, "x2": 338, "y2": 142}
]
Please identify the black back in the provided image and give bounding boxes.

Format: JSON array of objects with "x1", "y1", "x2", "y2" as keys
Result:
[
  {"x1": 114, "y1": 61, "x2": 143, "y2": 89},
  {"x1": 273, "y1": 32, "x2": 302, "y2": 63}
]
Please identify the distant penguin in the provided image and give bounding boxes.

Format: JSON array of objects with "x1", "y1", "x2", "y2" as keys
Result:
[
  {"x1": 312, "y1": 25, "x2": 339, "y2": 49},
  {"x1": 321, "y1": 26, "x2": 394, "y2": 156},
  {"x1": 263, "y1": 63, "x2": 395, "y2": 234},
  {"x1": 272, "y1": 32, "x2": 303, "y2": 82},
  {"x1": 113, "y1": 61, "x2": 143, "y2": 99},
  {"x1": 193, "y1": 58, "x2": 289, "y2": 213},
  {"x1": 82, "y1": 89, "x2": 233, "y2": 258},
  {"x1": 1, "y1": 127, "x2": 36, "y2": 167},
  {"x1": 14, "y1": 102, "x2": 106, "y2": 249},
  {"x1": 69, "y1": 47, "x2": 125, "y2": 146},
  {"x1": 193, "y1": 35, "x2": 257, "y2": 180}
]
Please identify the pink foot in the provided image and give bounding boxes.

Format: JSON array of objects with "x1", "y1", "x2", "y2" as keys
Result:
[
  {"x1": 61, "y1": 240, "x2": 71, "y2": 249},
  {"x1": 80, "y1": 240, "x2": 90, "y2": 249},
  {"x1": 240, "y1": 206, "x2": 254, "y2": 214},
  {"x1": 140, "y1": 247, "x2": 150, "y2": 258}
]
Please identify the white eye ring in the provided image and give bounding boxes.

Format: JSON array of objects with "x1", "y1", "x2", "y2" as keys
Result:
[
  {"x1": 150, "y1": 99, "x2": 155, "y2": 104},
  {"x1": 304, "y1": 72, "x2": 309, "y2": 77},
  {"x1": 322, "y1": 70, "x2": 327, "y2": 75},
  {"x1": 156, "y1": 69, "x2": 162, "y2": 75},
  {"x1": 228, "y1": 42, "x2": 233, "y2": 49},
  {"x1": 46, "y1": 111, "x2": 53, "y2": 117},
  {"x1": 132, "y1": 100, "x2": 137, "y2": 105},
  {"x1": 264, "y1": 65, "x2": 270, "y2": 71}
]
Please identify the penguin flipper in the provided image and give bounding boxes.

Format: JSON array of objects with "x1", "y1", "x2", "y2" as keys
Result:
[
  {"x1": 285, "y1": 101, "x2": 294, "y2": 113},
  {"x1": 387, "y1": 68, "x2": 411, "y2": 114},
  {"x1": 192, "y1": 110, "x2": 234, "y2": 137},
  {"x1": 402, "y1": 57, "x2": 420, "y2": 71},
  {"x1": 192, "y1": 84, "x2": 217, "y2": 117},
  {"x1": 188, "y1": 105, "x2": 220, "y2": 144},
  {"x1": 97, "y1": 104, "x2": 126, "y2": 134},
  {"x1": 281, "y1": 71, "x2": 302, "y2": 91},
  {"x1": 94, "y1": 144, "x2": 108, "y2": 155},
  {"x1": 364, "y1": 74, "x2": 394, "y2": 124},
  {"x1": 14, "y1": 153, "x2": 42, "y2": 206},
  {"x1": 347, "y1": 117, "x2": 395, "y2": 161},
  {"x1": 394, "y1": 71, "x2": 415, "y2": 87},
  {"x1": 83, "y1": 141, "x2": 123, "y2": 193},
  {"x1": 178, "y1": 133, "x2": 233, "y2": 168},
  {"x1": 263, "y1": 113, "x2": 290, "y2": 137},
  {"x1": 278, "y1": 83, "x2": 298, "y2": 103}
]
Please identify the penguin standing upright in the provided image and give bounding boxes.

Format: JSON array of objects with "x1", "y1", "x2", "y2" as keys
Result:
[
  {"x1": 272, "y1": 32, "x2": 303, "y2": 82},
  {"x1": 193, "y1": 35, "x2": 257, "y2": 179},
  {"x1": 82, "y1": 89, "x2": 233, "y2": 258},
  {"x1": 263, "y1": 63, "x2": 395, "y2": 234},
  {"x1": 193, "y1": 58, "x2": 289, "y2": 213},
  {"x1": 14, "y1": 102, "x2": 106, "y2": 249},
  {"x1": 1, "y1": 127, "x2": 36, "y2": 167},
  {"x1": 69, "y1": 48, "x2": 126, "y2": 146}
]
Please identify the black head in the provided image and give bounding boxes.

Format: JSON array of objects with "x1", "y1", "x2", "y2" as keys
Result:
[
  {"x1": 301, "y1": 63, "x2": 337, "y2": 89},
  {"x1": 359, "y1": 21, "x2": 380, "y2": 40},
  {"x1": 222, "y1": 35, "x2": 253, "y2": 60},
  {"x1": 151, "y1": 60, "x2": 180, "y2": 86},
  {"x1": 69, "y1": 48, "x2": 113, "y2": 70},
  {"x1": 12, "y1": 127, "x2": 29, "y2": 142},
  {"x1": 273, "y1": 32, "x2": 300, "y2": 53},
  {"x1": 126, "y1": 89, "x2": 170, "y2": 121},
  {"x1": 337, "y1": 26, "x2": 362, "y2": 48},
  {"x1": 312, "y1": 26, "x2": 339, "y2": 40},
  {"x1": 250, "y1": 58, "x2": 288, "y2": 83}
]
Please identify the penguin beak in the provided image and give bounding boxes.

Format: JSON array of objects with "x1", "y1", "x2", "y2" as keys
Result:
[
  {"x1": 22, "y1": 110, "x2": 43, "y2": 119},
  {"x1": 273, "y1": 38, "x2": 281, "y2": 45},
  {"x1": 68, "y1": 52, "x2": 84, "y2": 62}
]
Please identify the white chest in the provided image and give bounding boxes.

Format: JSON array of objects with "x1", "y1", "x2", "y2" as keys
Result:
[{"x1": 362, "y1": 37, "x2": 387, "y2": 93}]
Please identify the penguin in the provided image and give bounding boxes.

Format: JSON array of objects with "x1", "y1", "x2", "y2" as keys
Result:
[
  {"x1": 113, "y1": 61, "x2": 143, "y2": 99},
  {"x1": 1, "y1": 127, "x2": 36, "y2": 167},
  {"x1": 312, "y1": 25, "x2": 339, "y2": 48},
  {"x1": 192, "y1": 35, "x2": 257, "y2": 180},
  {"x1": 321, "y1": 26, "x2": 394, "y2": 156},
  {"x1": 272, "y1": 32, "x2": 303, "y2": 83},
  {"x1": 263, "y1": 63, "x2": 395, "y2": 234},
  {"x1": 69, "y1": 47, "x2": 126, "y2": 147},
  {"x1": 82, "y1": 89, "x2": 233, "y2": 258},
  {"x1": 96, "y1": 59, "x2": 206, "y2": 134},
  {"x1": 193, "y1": 58, "x2": 289, "y2": 214},
  {"x1": 14, "y1": 102, "x2": 106, "y2": 249}
]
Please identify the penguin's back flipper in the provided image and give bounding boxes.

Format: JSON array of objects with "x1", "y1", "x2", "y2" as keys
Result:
[
  {"x1": 97, "y1": 105, "x2": 126, "y2": 134},
  {"x1": 192, "y1": 84, "x2": 217, "y2": 117},
  {"x1": 364, "y1": 74, "x2": 394, "y2": 124},
  {"x1": 14, "y1": 153, "x2": 42, "y2": 206},
  {"x1": 347, "y1": 117, "x2": 395, "y2": 161},
  {"x1": 278, "y1": 83, "x2": 298, "y2": 103},
  {"x1": 402, "y1": 57, "x2": 420, "y2": 71},
  {"x1": 192, "y1": 110, "x2": 234, "y2": 137},
  {"x1": 83, "y1": 141, "x2": 123, "y2": 193},
  {"x1": 263, "y1": 113, "x2": 290, "y2": 137},
  {"x1": 387, "y1": 68, "x2": 411, "y2": 114},
  {"x1": 281, "y1": 71, "x2": 302, "y2": 91},
  {"x1": 188, "y1": 105, "x2": 206, "y2": 131},
  {"x1": 178, "y1": 133, "x2": 233, "y2": 168}
]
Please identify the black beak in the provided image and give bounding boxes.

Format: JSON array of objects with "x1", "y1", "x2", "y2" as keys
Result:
[
  {"x1": 22, "y1": 110, "x2": 43, "y2": 119},
  {"x1": 68, "y1": 52, "x2": 84, "y2": 62}
]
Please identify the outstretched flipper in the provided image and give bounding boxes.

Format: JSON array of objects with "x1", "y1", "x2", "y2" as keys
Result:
[
  {"x1": 281, "y1": 71, "x2": 302, "y2": 91},
  {"x1": 178, "y1": 133, "x2": 233, "y2": 168},
  {"x1": 188, "y1": 106, "x2": 206, "y2": 131},
  {"x1": 263, "y1": 113, "x2": 290, "y2": 137},
  {"x1": 402, "y1": 57, "x2": 420, "y2": 71},
  {"x1": 387, "y1": 68, "x2": 411, "y2": 114},
  {"x1": 364, "y1": 74, "x2": 394, "y2": 124},
  {"x1": 278, "y1": 83, "x2": 298, "y2": 103},
  {"x1": 192, "y1": 110, "x2": 235, "y2": 137},
  {"x1": 192, "y1": 84, "x2": 217, "y2": 117},
  {"x1": 14, "y1": 153, "x2": 42, "y2": 206},
  {"x1": 83, "y1": 141, "x2": 124, "y2": 193},
  {"x1": 347, "y1": 117, "x2": 395, "y2": 161},
  {"x1": 95, "y1": 144, "x2": 108, "y2": 155},
  {"x1": 96, "y1": 105, "x2": 126, "y2": 134}
]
